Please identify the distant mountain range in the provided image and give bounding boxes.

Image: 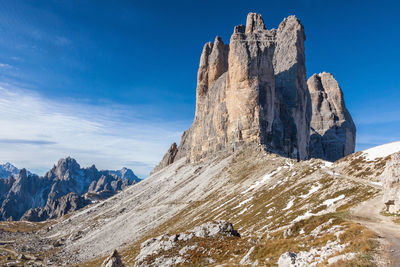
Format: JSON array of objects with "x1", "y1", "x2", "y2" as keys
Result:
[
  {"x1": 0, "y1": 157, "x2": 140, "y2": 221},
  {"x1": 0, "y1": 162, "x2": 32, "y2": 178}
]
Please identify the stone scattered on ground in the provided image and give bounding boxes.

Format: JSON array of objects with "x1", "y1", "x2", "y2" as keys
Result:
[
  {"x1": 101, "y1": 250, "x2": 125, "y2": 267},
  {"x1": 134, "y1": 220, "x2": 240, "y2": 266}
]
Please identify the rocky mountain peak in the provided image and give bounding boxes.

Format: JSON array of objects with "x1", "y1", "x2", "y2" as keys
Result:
[
  {"x1": 153, "y1": 12, "x2": 354, "y2": 173},
  {"x1": 18, "y1": 168, "x2": 28, "y2": 179},
  {"x1": 245, "y1": 12, "x2": 265, "y2": 33},
  {"x1": 2, "y1": 162, "x2": 18, "y2": 173},
  {"x1": 0, "y1": 162, "x2": 29, "y2": 178},
  {"x1": 196, "y1": 35, "x2": 228, "y2": 101},
  {"x1": 48, "y1": 157, "x2": 81, "y2": 180},
  {"x1": 308, "y1": 72, "x2": 341, "y2": 93}
]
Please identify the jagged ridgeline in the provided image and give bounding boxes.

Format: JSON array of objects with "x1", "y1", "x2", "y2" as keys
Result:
[
  {"x1": 153, "y1": 13, "x2": 355, "y2": 173},
  {"x1": 0, "y1": 157, "x2": 140, "y2": 221}
]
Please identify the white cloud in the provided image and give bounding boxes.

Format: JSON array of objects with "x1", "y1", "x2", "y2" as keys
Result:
[
  {"x1": 0, "y1": 84, "x2": 188, "y2": 177},
  {"x1": 0, "y1": 63, "x2": 12, "y2": 68}
]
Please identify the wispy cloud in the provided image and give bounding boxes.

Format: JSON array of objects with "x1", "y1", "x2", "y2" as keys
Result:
[
  {"x1": 0, "y1": 84, "x2": 188, "y2": 177},
  {"x1": 0, "y1": 63, "x2": 12, "y2": 68},
  {"x1": 0, "y1": 139, "x2": 56, "y2": 145}
]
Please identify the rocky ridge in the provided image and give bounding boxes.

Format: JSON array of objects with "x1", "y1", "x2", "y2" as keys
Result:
[
  {"x1": 0, "y1": 157, "x2": 139, "y2": 221},
  {"x1": 153, "y1": 13, "x2": 355, "y2": 173}
]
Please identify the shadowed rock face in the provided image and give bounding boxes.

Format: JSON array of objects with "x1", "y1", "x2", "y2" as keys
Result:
[
  {"x1": 308, "y1": 72, "x2": 356, "y2": 161},
  {"x1": 153, "y1": 13, "x2": 312, "y2": 172},
  {"x1": 273, "y1": 16, "x2": 311, "y2": 161}
]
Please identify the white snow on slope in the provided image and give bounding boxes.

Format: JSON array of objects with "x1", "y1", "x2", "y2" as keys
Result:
[
  {"x1": 300, "y1": 183, "x2": 322, "y2": 199},
  {"x1": 233, "y1": 197, "x2": 253, "y2": 209},
  {"x1": 282, "y1": 199, "x2": 294, "y2": 211},
  {"x1": 370, "y1": 181, "x2": 382, "y2": 187},
  {"x1": 323, "y1": 194, "x2": 345, "y2": 207},
  {"x1": 294, "y1": 211, "x2": 313, "y2": 222},
  {"x1": 322, "y1": 161, "x2": 333, "y2": 168},
  {"x1": 241, "y1": 167, "x2": 282, "y2": 194},
  {"x1": 211, "y1": 197, "x2": 236, "y2": 212},
  {"x1": 363, "y1": 141, "x2": 400, "y2": 161}
]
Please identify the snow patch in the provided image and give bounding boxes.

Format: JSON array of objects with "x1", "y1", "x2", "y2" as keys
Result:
[
  {"x1": 322, "y1": 161, "x2": 333, "y2": 168},
  {"x1": 326, "y1": 170, "x2": 340, "y2": 176},
  {"x1": 363, "y1": 141, "x2": 400, "y2": 161},
  {"x1": 300, "y1": 183, "x2": 322, "y2": 199},
  {"x1": 233, "y1": 197, "x2": 253, "y2": 209},
  {"x1": 323, "y1": 194, "x2": 345, "y2": 207},
  {"x1": 370, "y1": 181, "x2": 382, "y2": 187},
  {"x1": 211, "y1": 197, "x2": 236, "y2": 212},
  {"x1": 294, "y1": 211, "x2": 314, "y2": 222},
  {"x1": 241, "y1": 167, "x2": 282, "y2": 194},
  {"x1": 282, "y1": 199, "x2": 294, "y2": 211},
  {"x1": 237, "y1": 207, "x2": 248, "y2": 215}
]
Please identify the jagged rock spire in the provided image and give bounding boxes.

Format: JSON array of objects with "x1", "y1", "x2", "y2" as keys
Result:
[
  {"x1": 273, "y1": 14, "x2": 310, "y2": 160},
  {"x1": 245, "y1": 12, "x2": 265, "y2": 33},
  {"x1": 153, "y1": 13, "x2": 355, "y2": 173}
]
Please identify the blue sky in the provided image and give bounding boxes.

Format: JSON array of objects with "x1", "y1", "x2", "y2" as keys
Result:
[{"x1": 0, "y1": 0, "x2": 399, "y2": 176}]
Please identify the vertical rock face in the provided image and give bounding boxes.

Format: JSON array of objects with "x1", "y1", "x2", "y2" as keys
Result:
[
  {"x1": 225, "y1": 13, "x2": 277, "y2": 156},
  {"x1": 308, "y1": 72, "x2": 356, "y2": 161},
  {"x1": 153, "y1": 13, "x2": 355, "y2": 173},
  {"x1": 273, "y1": 16, "x2": 311, "y2": 160},
  {"x1": 383, "y1": 152, "x2": 400, "y2": 213}
]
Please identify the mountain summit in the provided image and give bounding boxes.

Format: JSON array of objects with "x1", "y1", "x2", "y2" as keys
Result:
[
  {"x1": 153, "y1": 13, "x2": 355, "y2": 173},
  {"x1": 0, "y1": 162, "x2": 32, "y2": 178}
]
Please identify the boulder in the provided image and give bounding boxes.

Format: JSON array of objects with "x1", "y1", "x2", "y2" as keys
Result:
[
  {"x1": 135, "y1": 221, "x2": 239, "y2": 266},
  {"x1": 383, "y1": 152, "x2": 400, "y2": 213},
  {"x1": 278, "y1": 252, "x2": 300, "y2": 266},
  {"x1": 101, "y1": 250, "x2": 125, "y2": 267}
]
